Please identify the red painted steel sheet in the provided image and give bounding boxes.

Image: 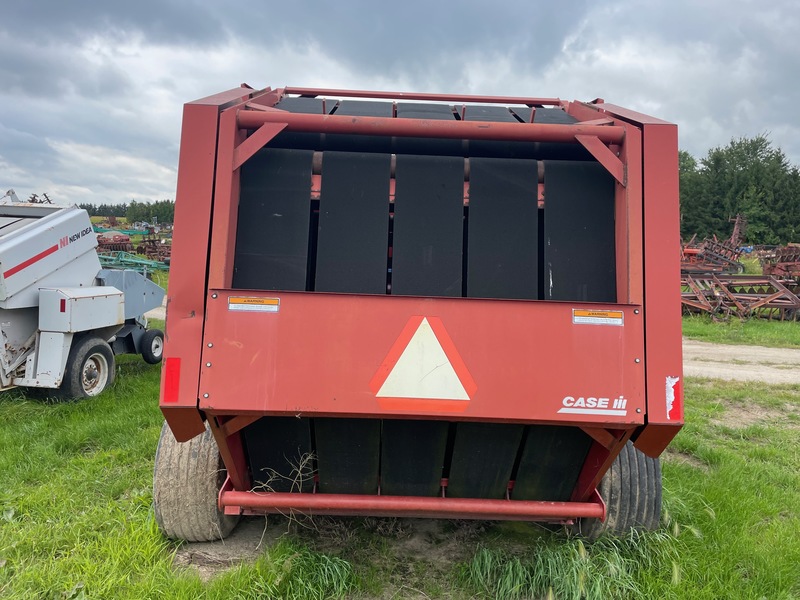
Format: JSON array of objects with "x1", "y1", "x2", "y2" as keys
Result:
[
  {"x1": 199, "y1": 292, "x2": 645, "y2": 425},
  {"x1": 604, "y1": 107, "x2": 683, "y2": 454},
  {"x1": 160, "y1": 96, "x2": 251, "y2": 441}
]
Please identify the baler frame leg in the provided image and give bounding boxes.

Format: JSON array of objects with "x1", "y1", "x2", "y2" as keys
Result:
[{"x1": 207, "y1": 416, "x2": 252, "y2": 492}]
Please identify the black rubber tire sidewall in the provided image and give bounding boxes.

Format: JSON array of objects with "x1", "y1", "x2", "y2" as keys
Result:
[
  {"x1": 59, "y1": 336, "x2": 116, "y2": 399},
  {"x1": 152, "y1": 422, "x2": 240, "y2": 542},
  {"x1": 571, "y1": 441, "x2": 662, "y2": 539},
  {"x1": 141, "y1": 329, "x2": 164, "y2": 364}
]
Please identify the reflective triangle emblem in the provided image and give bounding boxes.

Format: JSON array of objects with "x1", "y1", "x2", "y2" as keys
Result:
[{"x1": 370, "y1": 316, "x2": 477, "y2": 404}]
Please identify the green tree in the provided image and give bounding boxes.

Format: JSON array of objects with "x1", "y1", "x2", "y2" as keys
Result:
[
  {"x1": 679, "y1": 150, "x2": 707, "y2": 239},
  {"x1": 680, "y1": 135, "x2": 800, "y2": 245},
  {"x1": 125, "y1": 199, "x2": 175, "y2": 225},
  {"x1": 78, "y1": 203, "x2": 128, "y2": 218}
]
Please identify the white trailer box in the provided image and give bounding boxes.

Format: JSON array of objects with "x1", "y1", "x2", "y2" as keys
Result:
[
  {"x1": 38, "y1": 287, "x2": 124, "y2": 333},
  {"x1": 0, "y1": 201, "x2": 166, "y2": 398},
  {"x1": 0, "y1": 204, "x2": 100, "y2": 309}
]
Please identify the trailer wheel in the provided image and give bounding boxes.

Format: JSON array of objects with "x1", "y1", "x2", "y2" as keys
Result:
[
  {"x1": 59, "y1": 336, "x2": 115, "y2": 399},
  {"x1": 140, "y1": 329, "x2": 164, "y2": 364},
  {"x1": 571, "y1": 441, "x2": 662, "y2": 539},
  {"x1": 153, "y1": 421, "x2": 240, "y2": 542}
]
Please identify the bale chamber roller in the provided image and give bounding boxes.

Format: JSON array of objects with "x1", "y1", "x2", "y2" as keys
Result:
[{"x1": 153, "y1": 85, "x2": 683, "y2": 542}]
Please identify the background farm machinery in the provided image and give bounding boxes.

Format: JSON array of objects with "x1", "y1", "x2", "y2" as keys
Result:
[{"x1": 680, "y1": 214, "x2": 800, "y2": 320}]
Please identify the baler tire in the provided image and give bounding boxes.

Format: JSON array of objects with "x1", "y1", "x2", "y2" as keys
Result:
[
  {"x1": 58, "y1": 336, "x2": 115, "y2": 399},
  {"x1": 140, "y1": 329, "x2": 164, "y2": 364},
  {"x1": 153, "y1": 421, "x2": 239, "y2": 542},
  {"x1": 571, "y1": 441, "x2": 661, "y2": 539}
]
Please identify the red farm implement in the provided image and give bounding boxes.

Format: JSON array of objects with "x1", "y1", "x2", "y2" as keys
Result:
[
  {"x1": 681, "y1": 214, "x2": 746, "y2": 274},
  {"x1": 681, "y1": 273, "x2": 800, "y2": 320},
  {"x1": 762, "y1": 244, "x2": 800, "y2": 278},
  {"x1": 152, "y1": 85, "x2": 683, "y2": 542}
]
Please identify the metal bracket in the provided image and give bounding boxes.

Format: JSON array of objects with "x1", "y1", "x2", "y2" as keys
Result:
[
  {"x1": 575, "y1": 134, "x2": 626, "y2": 186},
  {"x1": 232, "y1": 121, "x2": 288, "y2": 170}
]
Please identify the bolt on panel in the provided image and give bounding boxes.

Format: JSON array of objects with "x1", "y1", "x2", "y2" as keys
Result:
[
  {"x1": 447, "y1": 422, "x2": 525, "y2": 499},
  {"x1": 233, "y1": 148, "x2": 314, "y2": 291},
  {"x1": 392, "y1": 155, "x2": 464, "y2": 297},
  {"x1": 544, "y1": 160, "x2": 616, "y2": 302},
  {"x1": 315, "y1": 151, "x2": 391, "y2": 294},
  {"x1": 244, "y1": 417, "x2": 314, "y2": 493},
  {"x1": 467, "y1": 157, "x2": 539, "y2": 300},
  {"x1": 314, "y1": 418, "x2": 380, "y2": 495},
  {"x1": 380, "y1": 419, "x2": 449, "y2": 497},
  {"x1": 512, "y1": 426, "x2": 593, "y2": 501}
]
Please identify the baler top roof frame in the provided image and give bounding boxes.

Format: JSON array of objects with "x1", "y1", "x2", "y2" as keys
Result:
[{"x1": 234, "y1": 86, "x2": 627, "y2": 185}]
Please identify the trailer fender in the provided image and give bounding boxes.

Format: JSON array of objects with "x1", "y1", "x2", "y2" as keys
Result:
[{"x1": 15, "y1": 331, "x2": 74, "y2": 388}]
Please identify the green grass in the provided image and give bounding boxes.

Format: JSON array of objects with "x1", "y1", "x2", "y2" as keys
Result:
[
  {"x1": 148, "y1": 269, "x2": 169, "y2": 291},
  {"x1": 454, "y1": 378, "x2": 800, "y2": 599},
  {"x1": 682, "y1": 314, "x2": 800, "y2": 347},
  {"x1": 1, "y1": 347, "x2": 799, "y2": 597},
  {"x1": 740, "y1": 256, "x2": 762, "y2": 275}
]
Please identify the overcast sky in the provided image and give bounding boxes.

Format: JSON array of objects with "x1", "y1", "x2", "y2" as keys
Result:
[{"x1": 2, "y1": 0, "x2": 798, "y2": 206}]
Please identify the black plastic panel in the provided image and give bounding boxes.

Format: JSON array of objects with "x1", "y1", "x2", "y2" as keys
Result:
[
  {"x1": 392, "y1": 155, "x2": 464, "y2": 296},
  {"x1": 465, "y1": 105, "x2": 533, "y2": 158},
  {"x1": 395, "y1": 103, "x2": 461, "y2": 156},
  {"x1": 316, "y1": 152, "x2": 391, "y2": 293},
  {"x1": 275, "y1": 97, "x2": 329, "y2": 114},
  {"x1": 314, "y1": 418, "x2": 380, "y2": 495},
  {"x1": 467, "y1": 158, "x2": 539, "y2": 299},
  {"x1": 334, "y1": 100, "x2": 393, "y2": 117},
  {"x1": 544, "y1": 160, "x2": 616, "y2": 302},
  {"x1": 244, "y1": 417, "x2": 313, "y2": 492},
  {"x1": 512, "y1": 426, "x2": 592, "y2": 501},
  {"x1": 463, "y1": 105, "x2": 517, "y2": 122},
  {"x1": 233, "y1": 148, "x2": 314, "y2": 291},
  {"x1": 396, "y1": 103, "x2": 454, "y2": 120},
  {"x1": 326, "y1": 101, "x2": 394, "y2": 153},
  {"x1": 271, "y1": 97, "x2": 332, "y2": 150},
  {"x1": 447, "y1": 423, "x2": 524, "y2": 499},
  {"x1": 511, "y1": 107, "x2": 578, "y2": 124},
  {"x1": 381, "y1": 420, "x2": 449, "y2": 496},
  {"x1": 506, "y1": 108, "x2": 585, "y2": 160}
]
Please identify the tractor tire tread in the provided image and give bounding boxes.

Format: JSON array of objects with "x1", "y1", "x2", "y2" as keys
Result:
[
  {"x1": 571, "y1": 441, "x2": 662, "y2": 539},
  {"x1": 140, "y1": 329, "x2": 164, "y2": 364},
  {"x1": 153, "y1": 421, "x2": 239, "y2": 542},
  {"x1": 58, "y1": 336, "x2": 115, "y2": 399}
]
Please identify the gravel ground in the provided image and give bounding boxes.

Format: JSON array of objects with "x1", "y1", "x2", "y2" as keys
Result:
[{"x1": 682, "y1": 337, "x2": 800, "y2": 384}]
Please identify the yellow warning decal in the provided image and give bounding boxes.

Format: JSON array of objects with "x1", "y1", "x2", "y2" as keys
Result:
[
  {"x1": 572, "y1": 309, "x2": 624, "y2": 326},
  {"x1": 228, "y1": 296, "x2": 280, "y2": 313}
]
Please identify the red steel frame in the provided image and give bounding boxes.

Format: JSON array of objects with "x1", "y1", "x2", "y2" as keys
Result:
[{"x1": 161, "y1": 85, "x2": 683, "y2": 522}]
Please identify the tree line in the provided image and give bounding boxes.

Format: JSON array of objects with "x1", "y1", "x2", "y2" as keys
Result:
[
  {"x1": 74, "y1": 135, "x2": 799, "y2": 245},
  {"x1": 79, "y1": 199, "x2": 175, "y2": 225},
  {"x1": 680, "y1": 135, "x2": 800, "y2": 245}
]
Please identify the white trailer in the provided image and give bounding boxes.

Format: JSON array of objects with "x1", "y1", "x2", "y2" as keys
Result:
[{"x1": 0, "y1": 201, "x2": 165, "y2": 398}]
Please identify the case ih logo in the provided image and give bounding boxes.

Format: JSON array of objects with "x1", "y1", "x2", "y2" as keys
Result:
[
  {"x1": 59, "y1": 227, "x2": 93, "y2": 248},
  {"x1": 558, "y1": 395, "x2": 628, "y2": 416}
]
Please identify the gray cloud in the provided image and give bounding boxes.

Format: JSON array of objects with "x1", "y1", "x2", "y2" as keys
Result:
[{"x1": 1, "y1": 0, "x2": 799, "y2": 206}]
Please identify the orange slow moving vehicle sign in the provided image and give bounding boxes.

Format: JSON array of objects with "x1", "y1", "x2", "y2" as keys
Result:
[{"x1": 369, "y1": 316, "x2": 478, "y2": 413}]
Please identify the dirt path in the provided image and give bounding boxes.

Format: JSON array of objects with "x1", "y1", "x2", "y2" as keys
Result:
[
  {"x1": 682, "y1": 337, "x2": 800, "y2": 384},
  {"x1": 145, "y1": 296, "x2": 167, "y2": 321}
]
